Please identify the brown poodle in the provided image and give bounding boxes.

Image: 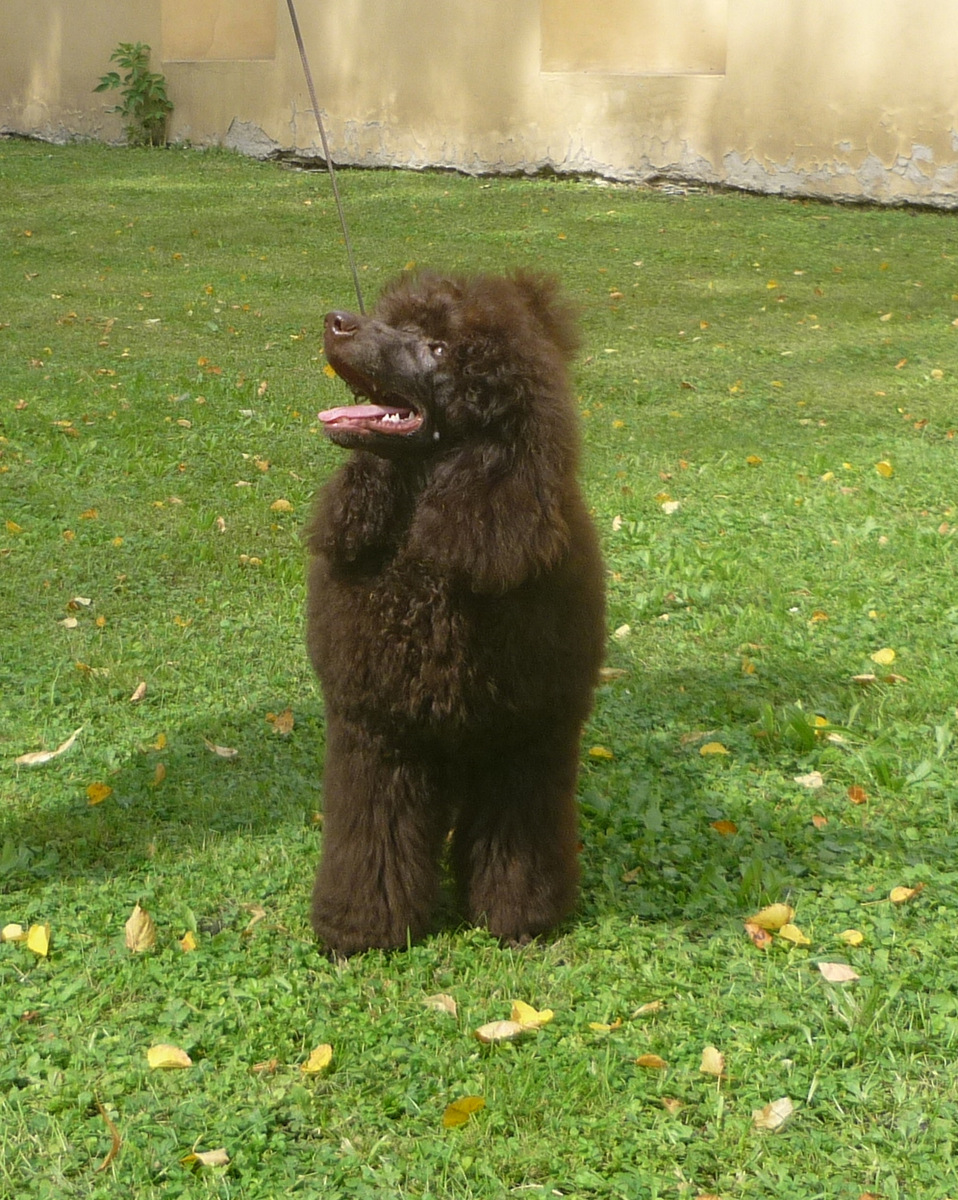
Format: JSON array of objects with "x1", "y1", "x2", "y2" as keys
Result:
[{"x1": 304, "y1": 270, "x2": 605, "y2": 955}]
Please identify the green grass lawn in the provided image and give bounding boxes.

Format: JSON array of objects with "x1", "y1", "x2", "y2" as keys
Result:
[{"x1": 1, "y1": 140, "x2": 957, "y2": 1200}]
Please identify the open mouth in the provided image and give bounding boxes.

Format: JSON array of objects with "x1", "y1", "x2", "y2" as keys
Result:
[{"x1": 318, "y1": 361, "x2": 424, "y2": 437}]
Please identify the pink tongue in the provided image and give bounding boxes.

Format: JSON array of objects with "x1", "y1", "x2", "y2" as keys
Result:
[{"x1": 318, "y1": 404, "x2": 399, "y2": 423}]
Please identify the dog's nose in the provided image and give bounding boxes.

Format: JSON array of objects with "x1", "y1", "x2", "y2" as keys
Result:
[{"x1": 325, "y1": 311, "x2": 360, "y2": 338}]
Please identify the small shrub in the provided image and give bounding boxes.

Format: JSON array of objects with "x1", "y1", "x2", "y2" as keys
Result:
[{"x1": 94, "y1": 42, "x2": 173, "y2": 147}]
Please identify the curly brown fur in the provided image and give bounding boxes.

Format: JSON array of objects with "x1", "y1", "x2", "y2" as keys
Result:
[{"x1": 305, "y1": 270, "x2": 605, "y2": 955}]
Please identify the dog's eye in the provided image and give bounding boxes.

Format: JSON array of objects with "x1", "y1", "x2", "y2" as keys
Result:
[{"x1": 428, "y1": 341, "x2": 447, "y2": 359}]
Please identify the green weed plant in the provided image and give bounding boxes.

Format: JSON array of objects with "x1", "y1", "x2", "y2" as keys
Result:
[
  {"x1": 1, "y1": 141, "x2": 957, "y2": 1198},
  {"x1": 94, "y1": 43, "x2": 173, "y2": 148}
]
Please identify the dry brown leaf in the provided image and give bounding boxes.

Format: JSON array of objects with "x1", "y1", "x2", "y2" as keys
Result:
[
  {"x1": 711, "y1": 819, "x2": 738, "y2": 836},
  {"x1": 817, "y1": 962, "x2": 860, "y2": 983},
  {"x1": 15, "y1": 726, "x2": 83, "y2": 765},
  {"x1": 847, "y1": 784, "x2": 868, "y2": 804},
  {"x1": 251, "y1": 1058, "x2": 279, "y2": 1075},
  {"x1": 129, "y1": 680, "x2": 147, "y2": 702},
  {"x1": 125, "y1": 904, "x2": 156, "y2": 953},
  {"x1": 661, "y1": 1097, "x2": 684, "y2": 1115},
  {"x1": 95, "y1": 1101, "x2": 122, "y2": 1173},
  {"x1": 86, "y1": 781, "x2": 112, "y2": 806},
  {"x1": 811, "y1": 814, "x2": 828, "y2": 829},
  {"x1": 633, "y1": 1000, "x2": 664, "y2": 1016},
  {"x1": 744, "y1": 921, "x2": 773, "y2": 951},
  {"x1": 752, "y1": 1096, "x2": 795, "y2": 1132},
  {"x1": 422, "y1": 993, "x2": 458, "y2": 1018},
  {"x1": 266, "y1": 708, "x2": 295, "y2": 735}
]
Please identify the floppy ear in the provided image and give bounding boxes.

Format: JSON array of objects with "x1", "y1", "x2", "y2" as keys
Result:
[
  {"x1": 403, "y1": 439, "x2": 571, "y2": 594},
  {"x1": 304, "y1": 454, "x2": 404, "y2": 565}
]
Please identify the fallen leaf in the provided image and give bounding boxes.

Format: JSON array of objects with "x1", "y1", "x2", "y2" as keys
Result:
[
  {"x1": 86, "y1": 781, "x2": 112, "y2": 806},
  {"x1": 26, "y1": 924, "x2": 50, "y2": 956},
  {"x1": 700, "y1": 1046, "x2": 726, "y2": 1077},
  {"x1": 442, "y1": 1095, "x2": 485, "y2": 1128},
  {"x1": 870, "y1": 647, "x2": 896, "y2": 666},
  {"x1": 598, "y1": 667, "x2": 628, "y2": 682},
  {"x1": 147, "y1": 1044, "x2": 192, "y2": 1069},
  {"x1": 266, "y1": 708, "x2": 295, "y2": 736},
  {"x1": 129, "y1": 680, "x2": 147, "y2": 702},
  {"x1": 699, "y1": 741, "x2": 729, "y2": 756},
  {"x1": 180, "y1": 930, "x2": 198, "y2": 952},
  {"x1": 301, "y1": 1044, "x2": 333, "y2": 1074},
  {"x1": 153, "y1": 763, "x2": 167, "y2": 785},
  {"x1": 589, "y1": 1018, "x2": 623, "y2": 1032},
  {"x1": 1, "y1": 923, "x2": 27, "y2": 942},
  {"x1": 251, "y1": 1058, "x2": 279, "y2": 1075},
  {"x1": 746, "y1": 455, "x2": 763, "y2": 466},
  {"x1": 15, "y1": 726, "x2": 83, "y2": 765},
  {"x1": 182, "y1": 1148, "x2": 230, "y2": 1168},
  {"x1": 817, "y1": 962, "x2": 860, "y2": 983},
  {"x1": 511, "y1": 1000, "x2": 554, "y2": 1029},
  {"x1": 744, "y1": 921, "x2": 773, "y2": 951},
  {"x1": 752, "y1": 1096, "x2": 795, "y2": 1132},
  {"x1": 474, "y1": 1019, "x2": 526, "y2": 1044},
  {"x1": 635, "y1": 1053, "x2": 668, "y2": 1069},
  {"x1": 422, "y1": 993, "x2": 458, "y2": 1018},
  {"x1": 95, "y1": 1101, "x2": 122, "y2": 1172},
  {"x1": 710, "y1": 819, "x2": 737, "y2": 836},
  {"x1": 748, "y1": 903, "x2": 795, "y2": 931},
  {"x1": 890, "y1": 884, "x2": 924, "y2": 904},
  {"x1": 794, "y1": 771, "x2": 824, "y2": 789},
  {"x1": 204, "y1": 739, "x2": 239, "y2": 759},
  {"x1": 125, "y1": 904, "x2": 156, "y2": 953},
  {"x1": 270, "y1": 498, "x2": 294, "y2": 513},
  {"x1": 661, "y1": 1098, "x2": 684, "y2": 1115},
  {"x1": 847, "y1": 785, "x2": 868, "y2": 804},
  {"x1": 811, "y1": 814, "x2": 828, "y2": 829},
  {"x1": 838, "y1": 929, "x2": 864, "y2": 946},
  {"x1": 588, "y1": 745, "x2": 614, "y2": 760},
  {"x1": 779, "y1": 923, "x2": 811, "y2": 946},
  {"x1": 875, "y1": 460, "x2": 894, "y2": 477},
  {"x1": 661, "y1": 500, "x2": 681, "y2": 515},
  {"x1": 633, "y1": 1000, "x2": 664, "y2": 1017}
]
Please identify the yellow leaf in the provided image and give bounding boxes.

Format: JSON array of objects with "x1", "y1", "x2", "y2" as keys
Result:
[
  {"x1": 125, "y1": 904, "x2": 156, "y2": 953},
  {"x1": 180, "y1": 930, "x2": 198, "y2": 952},
  {"x1": 588, "y1": 745, "x2": 614, "y2": 760},
  {"x1": 1, "y1": 923, "x2": 27, "y2": 942},
  {"x1": 890, "y1": 884, "x2": 924, "y2": 904},
  {"x1": 442, "y1": 1096, "x2": 485, "y2": 1128},
  {"x1": 875, "y1": 460, "x2": 894, "y2": 478},
  {"x1": 752, "y1": 1096, "x2": 795, "y2": 1132},
  {"x1": 147, "y1": 1044, "x2": 192, "y2": 1069},
  {"x1": 589, "y1": 1018, "x2": 623, "y2": 1032},
  {"x1": 870, "y1": 647, "x2": 896, "y2": 666},
  {"x1": 748, "y1": 903, "x2": 795, "y2": 931},
  {"x1": 266, "y1": 708, "x2": 295, "y2": 736},
  {"x1": 699, "y1": 1046, "x2": 726, "y2": 1077},
  {"x1": 511, "y1": 1000, "x2": 553, "y2": 1030},
  {"x1": 710, "y1": 820, "x2": 738, "y2": 836},
  {"x1": 153, "y1": 762, "x2": 166, "y2": 785},
  {"x1": 635, "y1": 1053, "x2": 668, "y2": 1069},
  {"x1": 838, "y1": 929, "x2": 864, "y2": 946},
  {"x1": 778, "y1": 923, "x2": 811, "y2": 946},
  {"x1": 86, "y1": 781, "x2": 112, "y2": 806},
  {"x1": 699, "y1": 742, "x2": 729, "y2": 756},
  {"x1": 746, "y1": 455, "x2": 763, "y2": 466},
  {"x1": 270, "y1": 498, "x2": 294, "y2": 512},
  {"x1": 323, "y1": 363, "x2": 337, "y2": 377},
  {"x1": 26, "y1": 924, "x2": 51, "y2": 956},
  {"x1": 5, "y1": 520, "x2": 23, "y2": 534},
  {"x1": 301, "y1": 1043, "x2": 333, "y2": 1074}
]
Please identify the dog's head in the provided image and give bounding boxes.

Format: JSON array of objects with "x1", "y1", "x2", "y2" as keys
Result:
[{"x1": 318, "y1": 271, "x2": 578, "y2": 458}]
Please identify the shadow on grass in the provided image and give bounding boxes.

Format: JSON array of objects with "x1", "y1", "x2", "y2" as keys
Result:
[{"x1": 1, "y1": 662, "x2": 947, "y2": 938}]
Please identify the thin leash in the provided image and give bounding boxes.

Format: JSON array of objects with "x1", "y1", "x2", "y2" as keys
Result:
[{"x1": 285, "y1": 0, "x2": 366, "y2": 314}]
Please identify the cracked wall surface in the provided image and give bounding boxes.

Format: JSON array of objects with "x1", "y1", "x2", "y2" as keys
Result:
[{"x1": 2, "y1": 0, "x2": 958, "y2": 207}]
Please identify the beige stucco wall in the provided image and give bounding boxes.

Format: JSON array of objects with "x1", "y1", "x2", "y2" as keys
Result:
[{"x1": 3, "y1": 0, "x2": 958, "y2": 206}]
